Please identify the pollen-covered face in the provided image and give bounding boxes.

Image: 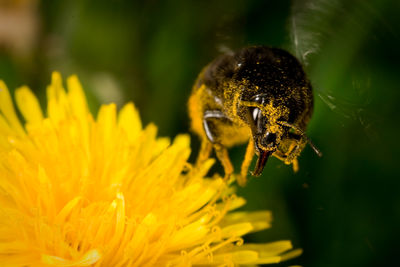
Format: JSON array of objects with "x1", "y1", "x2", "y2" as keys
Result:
[{"x1": 246, "y1": 100, "x2": 288, "y2": 176}]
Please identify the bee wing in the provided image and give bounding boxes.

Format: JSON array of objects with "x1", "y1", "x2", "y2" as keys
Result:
[
  {"x1": 289, "y1": 0, "x2": 380, "y2": 139},
  {"x1": 289, "y1": 0, "x2": 343, "y2": 66}
]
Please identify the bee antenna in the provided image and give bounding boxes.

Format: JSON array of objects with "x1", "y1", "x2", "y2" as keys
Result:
[
  {"x1": 306, "y1": 136, "x2": 323, "y2": 157},
  {"x1": 277, "y1": 121, "x2": 322, "y2": 157}
]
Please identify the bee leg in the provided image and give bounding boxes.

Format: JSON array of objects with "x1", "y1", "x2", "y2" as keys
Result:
[
  {"x1": 292, "y1": 159, "x2": 299, "y2": 172},
  {"x1": 238, "y1": 138, "x2": 255, "y2": 187},
  {"x1": 202, "y1": 110, "x2": 234, "y2": 181},
  {"x1": 196, "y1": 140, "x2": 213, "y2": 167},
  {"x1": 286, "y1": 138, "x2": 306, "y2": 172},
  {"x1": 273, "y1": 151, "x2": 287, "y2": 162},
  {"x1": 214, "y1": 144, "x2": 233, "y2": 181}
]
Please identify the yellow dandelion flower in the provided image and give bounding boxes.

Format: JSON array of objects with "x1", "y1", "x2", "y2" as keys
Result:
[{"x1": 0, "y1": 72, "x2": 302, "y2": 266}]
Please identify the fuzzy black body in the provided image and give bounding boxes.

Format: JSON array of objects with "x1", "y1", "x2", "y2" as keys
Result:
[{"x1": 198, "y1": 46, "x2": 313, "y2": 129}]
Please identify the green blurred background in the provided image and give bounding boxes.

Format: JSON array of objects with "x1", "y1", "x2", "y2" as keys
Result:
[{"x1": 1, "y1": 0, "x2": 399, "y2": 266}]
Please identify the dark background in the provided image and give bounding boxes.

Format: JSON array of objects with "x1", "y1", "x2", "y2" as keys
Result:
[{"x1": 1, "y1": 0, "x2": 399, "y2": 266}]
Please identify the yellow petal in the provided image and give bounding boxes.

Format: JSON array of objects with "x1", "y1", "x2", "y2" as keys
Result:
[
  {"x1": 118, "y1": 102, "x2": 142, "y2": 143},
  {"x1": 55, "y1": 197, "x2": 83, "y2": 225},
  {"x1": 15, "y1": 86, "x2": 43, "y2": 125},
  {"x1": 41, "y1": 249, "x2": 101, "y2": 266},
  {"x1": 107, "y1": 192, "x2": 126, "y2": 253},
  {"x1": 220, "y1": 222, "x2": 254, "y2": 238},
  {"x1": 221, "y1": 211, "x2": 272, "y2": 232},
  {"x1": 67, "y1": 75, "x2": 90, "y2": 143},
  {"x1": 236, "y1": 240, "x2": 295, "y2": 257},
  {"x1": 47, "y1": 71, "x2": 69, "y2": 122},
  {"x1": 67, "y1": 75, "x2": 89, "y2": 119},
  {"x1": 206, "y1": 250, "x2": 259, "y2": 264},
  {"x1": 0, "y1": 80, "x2": 25, "y2": 136},
  {"x1": 0, "y1": 114, "x2": 13, "y2": 148},
  {"x1": 97, "y1": 103, "x2": 117, "y2": 146}
]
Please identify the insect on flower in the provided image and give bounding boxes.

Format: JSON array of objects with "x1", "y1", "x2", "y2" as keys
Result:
[{"x1": 189, "y1": 46, "x2": 322, "y2": 186}]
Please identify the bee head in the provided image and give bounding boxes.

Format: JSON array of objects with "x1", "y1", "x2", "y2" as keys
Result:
[
  {"x1": 245, "y1": 100, "x2": 287, "y2": 176},
  {"x1": 242, "y1": 94, "x2": 322, "y2": 177}
]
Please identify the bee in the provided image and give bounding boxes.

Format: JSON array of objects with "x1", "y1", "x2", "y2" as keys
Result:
[{"x1": 188, "y1": 46, "x2": 321, "y2": 186}]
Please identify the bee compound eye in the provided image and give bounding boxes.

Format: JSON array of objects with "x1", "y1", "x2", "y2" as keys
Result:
[
  {"x1": 252, "y1": 107, "x2": 260, "y2": 121},
  {"x1": 263, "y1": 132, "x2": 277, "y2": 146}
]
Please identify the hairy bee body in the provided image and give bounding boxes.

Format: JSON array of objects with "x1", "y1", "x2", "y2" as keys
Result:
[{"x1": 189, "y1": 46, "x2": 317, "y2": 186}]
